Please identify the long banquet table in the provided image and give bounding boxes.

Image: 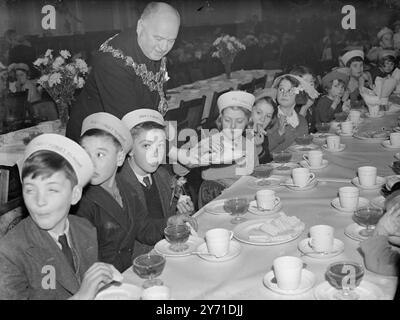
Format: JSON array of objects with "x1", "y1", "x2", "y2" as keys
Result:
[{"x1": 123, "y1": 110, "x2": 400, "y2": 300}]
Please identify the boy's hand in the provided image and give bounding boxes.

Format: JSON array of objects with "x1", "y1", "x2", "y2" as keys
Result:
[
  {"x1": 167, "y1": 214, "x2": 198, "y2": 232},
  {"x1": 374, "y1": 202, "x2": 400, "y2": 237},
  {"x1": 71, "y1": 262, "x2": 113, "y2": 300},
  {"x1": 177, "y1": 198, "x2": 195, "y2": 215}
]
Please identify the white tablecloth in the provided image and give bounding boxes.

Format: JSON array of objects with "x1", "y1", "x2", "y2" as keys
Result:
[
  {"x1": 123, "y1": 111, "x2": 399, "y2": 300},
  {"x1": 167, "y1": 69, "x2": 281, "y2": 119}
]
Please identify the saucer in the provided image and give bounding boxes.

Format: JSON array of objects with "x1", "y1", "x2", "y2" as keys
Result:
[
  {"x1": 365, "y1": 111, "x2": 385, "y2": 118},
  {"x1": 248, "y1": 200, "x2": 283, "y2": 216},
  {"x1": 336, "y1": 129, "x2": 355, "y2": 137},
  {"x1": 371, "y1": 195, "x2": 385, "y2": 209},
  {"x1": 381, "y1": 140, "x2": 400, "y2": 149},
  {"x1": 331, "y1": 197, "x2": 370, "y2": 213},
  {"x1": 285, "y1": 178, "x2": 318, "y2": 191},
  {"x1": 299, "y1": 159, "x2": 329, "y2": 170},
  {"x1": 298, "y1": 238, "x2": 344, "y2": 259},
  {"x1": 154, "y1": 236, "x2": 204, "y2": 257},
  {"x1": 288, "y1": 144, "x2": 320, "y2": 152},
  {"x1": 196, "y1": 240, "x2": 241, "y2": 262},
  {"x1": 351, "y1": 176, "x2": 386, "y2": 190},
  {"x1": 344, "y1": 223, "x2": 370, "y2": 242},
  {"x1": 314, "y1": 280, "x2": 386, "y2": 300},
  {"x1": 322, "y1": 144, "x2": 346, "y2": 152},
  {"x1": 312, "y1": 133, "x2": 335, "y2": 144},
  {"x1": 250, "y1": 176, "x2": 286, "y2": 189},
  {"x1": 263, "y1": 269, "x2": 316, "y2": 295},
  {"x1": 95, "y1": 283, "x2": 142, "y2": 300},
  {"x1": 203, "y1": 199, "x2": 231, "y2": 215},
  {"x1": 269, "y1": 162, "x2": 300, "y2": 173}
]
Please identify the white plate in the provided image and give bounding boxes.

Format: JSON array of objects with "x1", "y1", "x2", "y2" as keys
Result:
[
  {"x1": 249, "y1": 176, "x2": 286, "y2": 189},
  {"x1": 263, "y1": 269, "x2": 316, "y2": 295},
  {"x1": 285, "y1": 178, "x2": 318, "y2": 191},
  {"x1": 371, "y1": 195, "x2": 385, "y2": 209},
  {"x1": 381, "y1": 140, "x2": 400, "y2": 149},
  {"x1": 314, "y1": 280, "x2": 386, "y2": 300},
  {"x1": 95, "y1": 283, "x2": 142, "y2": 300},
  {"x1": 233, "y1": 218, "x2": 305, "y2": 246},
  {"x1": 270, "y1": 162, "x2": 300, "y2": 173},
  {"x1": 288, "y1": 144, "x2": 320, "y2": 152},
  {"x1": 196, "y1": 240, "x2": 241, "y2": 262},
  {"x1": 365, "y1": 111, "x2": 385, "y2": 118},
  {"x1": 298, "y1": 238, "x2": 344, "y2": 259},
  {"x1": 204, "y1": 199, "x2": 230, "y2": 215},
  {"x1": 354, "y1": 132, "x2": 389, "y2": 142},
  {"x1": 322, "y1": 143, "x2": 346, "y2": 152},
  {"x1": 299, "y1": 159, "x2": 329, "y2": 170},
  {"x1": 154, "y1": 236, "x2": 204, "y2": 257},
  {"x1": 344, "y1": 223, "x2": 370, "y2": 242},
  {"x1": 331, "y1": 197, "x2": 370, "y2": 213},
  {"x1": 248, "y1": 200, "x2": 283, "y2": 216},
  {"x1": 351, "y1": 176, "x2": 386, "y2": 190}
]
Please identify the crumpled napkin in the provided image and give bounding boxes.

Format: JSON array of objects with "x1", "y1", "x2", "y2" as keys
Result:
[{"x1": 385, "y1": 175, "x2": 400, "y2": 192}]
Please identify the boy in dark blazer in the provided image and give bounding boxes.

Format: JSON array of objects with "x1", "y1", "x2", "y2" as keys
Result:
[
  {"x1": 0, "y1": 134, "x2": 116, "y2": 299},
  {"x1": 121, "y1": 109, "x2": 196, "y2": 256}
]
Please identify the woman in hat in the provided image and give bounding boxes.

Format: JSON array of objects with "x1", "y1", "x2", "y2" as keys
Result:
[{"x1": 367, "y1": 27, "x2": 394, "y2": 63}]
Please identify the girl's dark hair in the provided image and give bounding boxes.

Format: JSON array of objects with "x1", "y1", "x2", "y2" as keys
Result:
[
  {"x1": 22, "y1": 150, "x2": 78, "y2": 187},
  {"x1": 129, "y1": 121, "x2": 166, "y2": 141},
  {"x1": 379, "y1": 55, "x2": 396, "y2": 67},
  {"x1": 80, "y1": 128, "x2": 122, "y2": 151},
  {"x1": 251, "y1": 96, "x2": 278, "y2": 130},
  {"x1": 215, "y1": 106, "x2": 251, "y2": 131},
  {"x1": 323, "y1": 78, "x2": 346, "y2": 94},
  {"x1": 346, "y1": 56, "x2": 364, "y2": 68}
]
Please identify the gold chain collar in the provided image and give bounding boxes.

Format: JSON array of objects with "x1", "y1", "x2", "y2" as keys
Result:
[{"x1": 99, "y1": 34, "x2": 169, "y2": 115}]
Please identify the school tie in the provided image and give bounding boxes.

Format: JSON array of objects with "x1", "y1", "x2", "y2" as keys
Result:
[
  {"x1": 58, "y1": 234, "x2": 75, "y2": 272},
  {"x1": 143, "y1": 176, "x2": 152, "y2": 190}
]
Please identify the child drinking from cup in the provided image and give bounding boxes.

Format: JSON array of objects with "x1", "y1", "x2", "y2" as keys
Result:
[
  {"x1": 268, "y1": 74, "x2": 319, "y2": 152},
  {"x1": 0, "y1": 134, "x2": 119, "y2": 300},
  {"x1": 315, "y1": 70, "x2": 350, "y2": 124}
]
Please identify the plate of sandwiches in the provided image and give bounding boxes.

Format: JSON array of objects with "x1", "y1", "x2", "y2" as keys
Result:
[
  {"x1": 233, "y1": 212, "x2": 305, "y2": 246},
  {"x1": 353, "y1": 130, "x2": 390, "y2": 142}
]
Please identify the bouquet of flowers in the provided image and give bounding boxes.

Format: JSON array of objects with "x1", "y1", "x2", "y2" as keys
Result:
[
  {"x1": 33, "y1": 49, "x2": 88, "y2": 125},
  {"x1": 211, "y1": 34, "x2": 246, "y2": 64}
]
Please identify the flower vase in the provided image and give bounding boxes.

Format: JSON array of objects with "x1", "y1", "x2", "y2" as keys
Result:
[
  {"x1": 223, "y1": 62, "x2": 232, "y2": 79},
  {"x1": 56, "y1": 101, "x2": 69, "y2": 129}
]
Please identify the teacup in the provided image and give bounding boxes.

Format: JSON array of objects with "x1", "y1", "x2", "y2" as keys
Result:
[
  {"x1": 390, "y1": 132, "x2": 400, "y2": 146},
  {"x1": 368, "y1": 105, "x2": 380, "y2": 117},
  {"x1": 273, "y1": 256, "x2": 303, "y2": 290},
  {"x1": 205, "y1": 228, "x2": 234, "y2": 258},
  {"x1": 326, "y1": 135, "x2": 341, "y2": 150},
  {"x1": 292, "y1": 168, "x2": 315, "y2": 187},
  {"x1": 256, "y1": 189, "x2": 280, "y2": 211},
  {"x1": 338, "y1": 186, "x2": 359, "y2": 210},
  {"x1": 357, "y1": 166, "x2": 377, "y2": 187},
  {"x1": 303, "y1": 150, "x2": 323, "y2": 167},
  {"x1": 340, "y1": 121, "x2": 353, "y2": 134},
  {"x1": 309, "y1": 225, "x2": 334, "y2": 253}
]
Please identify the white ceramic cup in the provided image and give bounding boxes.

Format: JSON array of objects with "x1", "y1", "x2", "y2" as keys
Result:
[
  {"x1": 390, "y1": 132, "x2": 400, "y2": 146},
  {"x1": 273, "y1": 256, "x2": 303, "y2": 290},
  {"x1": 349, "y1": 110, "x2": 361, "y2": 124},
  {"x1": 303, "y1": 150, "x2": 323, "y2": 167},
  {"x1": 341, "y1": 120, "x2": 353, "y2": 134},
  {"x1": 205, "y1": 228, "x2": 234, "y2": 258},
  {"x1": 309, "y1": 225, "x2": 334, "y2": 253},
  {"x1": 357, "y1": 166, "x2": 377, "y2": 187},
  {"x1": 142, "y1": 285, "x2": 171, "y2": 300},
  {"x1": 326, "y1": 135, "x2": 341, "y2": 150},
  {"x1": 256, "y1": 189, "x2": 280, "y2": 210},
  {"x1": 338, "y1": 186, "x2": 359, "y2": 210},
  {"x1": 368, "y1": 104, "x2": 380, "y2": 117},
  {"x1": 292, "y1": 168, "x2": 315, "y2": 187}
]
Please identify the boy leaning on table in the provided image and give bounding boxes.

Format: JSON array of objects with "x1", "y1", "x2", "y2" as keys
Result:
[{"x1": 0, "y1": 134, "x2": 120, "y2": 300}]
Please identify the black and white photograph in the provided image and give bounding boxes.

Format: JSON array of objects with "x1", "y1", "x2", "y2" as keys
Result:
[{"x1": 0, "y1": 0, "x2": 400, "y2": 304}]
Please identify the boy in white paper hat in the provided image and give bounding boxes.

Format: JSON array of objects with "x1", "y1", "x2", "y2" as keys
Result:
[
  {"x1": 0, "y1": 134, "x2": 123, "y2": 300},
  {"x1": 120, "y1": 109, "x2": 197, "y2": 257},
  {"x1": 174, "y1": 90, "x2": 258, "y2": 207},
  {"x1": 367, "y1": 27, "x2": 394, "y2": 62}
]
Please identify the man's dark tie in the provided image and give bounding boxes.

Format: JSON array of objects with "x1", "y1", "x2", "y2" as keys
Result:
[
  {"x1": 143, "y1": 176, "x2": 151, "y2": 190},
  {"x1": 58, "y1": 234, "x2": 75, "y2": 272}
]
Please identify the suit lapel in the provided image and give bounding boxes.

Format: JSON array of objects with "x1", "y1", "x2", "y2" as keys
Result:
[
  {"x1": 153, "y1": 171, "x2": 171, "y2": 218},
  {"x1": 24, "y1": 218, "x2": 80, "y2": 295},
  {"x1": 120, "y1": 160, "x2": 147, "y2": 213}
]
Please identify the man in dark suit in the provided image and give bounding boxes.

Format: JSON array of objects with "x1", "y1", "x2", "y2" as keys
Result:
[{"x1": 66, "y1": 2, "x2": 181, "y2": 142}]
